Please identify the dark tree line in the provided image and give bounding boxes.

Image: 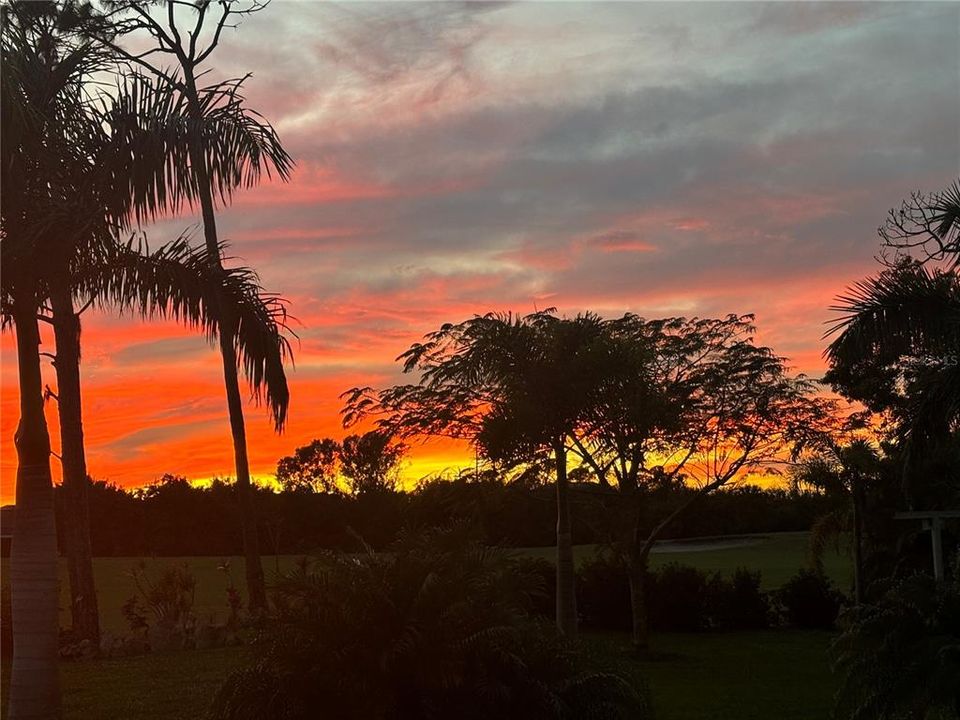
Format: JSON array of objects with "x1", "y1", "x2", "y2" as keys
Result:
[{"x1": 45, "y1": 474, "x2": 835, "y2": 558}]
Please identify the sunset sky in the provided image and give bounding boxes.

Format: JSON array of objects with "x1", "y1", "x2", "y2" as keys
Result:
[{"x1": 2, "y1": 1, "x2": 958, "y2": 500}]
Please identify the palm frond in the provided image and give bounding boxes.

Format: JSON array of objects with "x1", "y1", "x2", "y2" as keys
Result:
[
  {"x1": 825, "y1": 261, "x2": 960, "y2": 367},
  {"x1": 101, "y1": 73, "x2": 293, "y2": 226},
  {"x1": 76, "y1": 236, "x2": 293, "y2": 430},
  {"x1": 931, "y1": 180, "x2": 960, "y2": 258}
]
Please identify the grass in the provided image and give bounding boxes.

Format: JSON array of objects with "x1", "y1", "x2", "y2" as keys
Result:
[
  {"x1": 1, "y1": 646, "x2": 246, "y2": 720},
  {"x1": 1, "y1": 533, "x2": 846, "y2": 718},
  {"x1": 590, "y1": 630, "x2": 837, "y2": 720},
  {"x1": 0, "y1": 531, "x2": 851, "y2": 634},
  {"x1": 518, "y1": 530, "x2": 852, "y2": 589},
  {"x1": 1, "y1": 630, "x2": 836, "y2": 720}
]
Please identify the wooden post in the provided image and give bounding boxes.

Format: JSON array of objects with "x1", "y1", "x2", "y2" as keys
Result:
[
  {"x1": 931, "y1": 516, "x2": 944, "y2": 582},
  {"x1": 894, "y1": 511, "x2": 958, "y2": 583}
]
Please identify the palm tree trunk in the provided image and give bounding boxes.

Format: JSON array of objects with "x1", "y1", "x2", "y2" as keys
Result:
[
  {"x1": 218, "y1": 326, "x2": 266, "y2": 611},
  {"x1": 851, "y1": 481, "x2": 864, "y2": 605},
  {"x1": 8, "y1": 299, "x2": 61, "y2": 720},
  {"x1": 49, "y1": 283, "x2": 100, "y2": 645},
  {"x1": 183, "y1": 74, "x2": 266, "y2": 612},
  {"x1": 554, "y1": 438, "x2": 577, "y2": 637}
]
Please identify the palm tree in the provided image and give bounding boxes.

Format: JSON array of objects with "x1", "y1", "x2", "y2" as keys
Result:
[
  {"x1": 832, "y1": 571, "x2": 960, "y2": 720},
  {"x1": 50, "y1": 60, "x2": 296, "y2": 632},
  {"x1": 93, "y1": 1, "x2": 294, "y2": 610},
  {"x1": 826, "y1": 260, "x2": 960, "y2": 476},
  {"x1": 792, "y1": 440, "x2": 882, "y2": 605},
  {"x1": 0, "y1": 1, "x2": 103, "y2": 715},
  {"x1": 3, "y1": 8, "x2": 292, "y2": 714}
]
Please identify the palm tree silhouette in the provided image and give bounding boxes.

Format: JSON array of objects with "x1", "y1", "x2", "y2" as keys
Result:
[
  {"x1": 2, "y1": 4, "x2": 291, "y2": 714},
  {"x1": 93, "y1": 1, "x2": 294, "y2": 610},
  {"x1": 1, "y1": 2, "x2": 101, "y2": 715}
]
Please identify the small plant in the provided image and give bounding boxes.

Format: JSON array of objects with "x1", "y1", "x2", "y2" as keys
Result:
[
  {"x1": 124, "y1": 561, "x2": 197, "y2": 636},
  {"x1": 217, "y1": 560, "x2": 244, "y2": 628},
  {"x1": 121, "y1": 596, "x2": 149, "y2": 636}
]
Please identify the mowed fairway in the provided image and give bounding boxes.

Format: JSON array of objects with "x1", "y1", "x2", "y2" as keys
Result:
[
  {"x1": 0, "y1": 531, "x2": 850, "y2": 634},
  {"x1": 519, "y1": 530, "x2": 851, "y2": 589}
]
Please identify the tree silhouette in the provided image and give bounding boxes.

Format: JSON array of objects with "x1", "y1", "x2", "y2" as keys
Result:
[
  {"x1": 340, "y1": 431, "x2": 406, "y2": 496},
  {"x1": 0, "y1": 1, "x2": 114, "y2": 713},
  {"x1": 7, "y1": 6, "x2": 293, "y2": 652},
  {"x1": 276, "y1": 438, "x2": 340, "y2": 494},
  {"x1": 90, "y1": 0, "x2": 293, "y2": 611},
  {"x1": 791, "y1": 439, "x2": 882, "y2": 605},
  {"x1": 569, "y1": 314, "x2": 834, "y2": 651},
  {"x1": 878, "y1": 179, "x2": 960, "y2": 269},
  {"x1": 343, "y1": 311, "x2": 611, "y2": 638}
]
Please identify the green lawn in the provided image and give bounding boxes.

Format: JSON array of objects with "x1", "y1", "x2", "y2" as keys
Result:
[
  {"x1": 591, "y1": 630, "x2": 837, "y2": 720},
  {"x1": 1, "y1": 646, "x2": 246, "y2": 720},
  {"x1": 2, "y1": 534, "x2": 846, "y2": 719},
  {"x1": 0, "y1": 531, "x2": 851, "y2": 634},
  {"x1": 1, "y1": 630, "x2": 837, "y2": 720}
]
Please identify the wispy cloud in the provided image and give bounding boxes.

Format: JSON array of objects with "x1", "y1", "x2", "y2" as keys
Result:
[{"x1": 2, "y1": 1, "x2": 957, "y2": 498}]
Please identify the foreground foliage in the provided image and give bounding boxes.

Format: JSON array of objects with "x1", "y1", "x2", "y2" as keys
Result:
[
  {"x1": 832, "y1": 572, "x2": 960, "y2": 720},
  {"x1": 209, "y1": 529, "x2": 649, "y2": 720}
]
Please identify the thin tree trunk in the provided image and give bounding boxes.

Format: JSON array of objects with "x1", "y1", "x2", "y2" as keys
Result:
[
  {"x1": 184, "y1": 74, "x2": 266, "y2": 612},
  {"x1": 49, "y1": 284, "x2": 100, "y2": 646},
  {"x1": 554, "y1": 438, "x2": 577, "y2": 637},
  {"x1": 851, "y1": 482, "x2": 864, "y2": 605},
  {"x1": 627, "y1": 545, "x2": 651, "y2": 653},
  {"x1": 8, "y1": 300, "x2": 61, "y2": 720},
  {"x1": 628, "y1": 480, "x2": 723, "y2": 654}
]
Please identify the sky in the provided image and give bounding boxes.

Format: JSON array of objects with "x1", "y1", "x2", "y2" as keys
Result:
[{"x1": 2, "y1": 1, "x2": 959, "y2": 500}]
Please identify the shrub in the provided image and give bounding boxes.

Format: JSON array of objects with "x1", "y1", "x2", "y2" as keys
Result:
[
  {"x1": 832, "y1": 572, "x2": 960, "y2": 720},
  {"x1": 512, "y1": 555, "x2": 556, "y2": 620},
  {"x1": 648, "y1": 562, "x2": 710, "y2": 631},
  {"x1": 576, "y1": 554, "x2": 632, "y2": 631},
  {"x1": 209, "y1": 528, "x2": 649, "y2": 720},
  {"x1": 575, "y1": 557, "x2": 770, "y2": 632},
  {"x1": 707, "y1": 567, "x2": 770, "y2": 630},
  {"x1": 776, "y1": 569, "x2": 844, "y2": 629}
]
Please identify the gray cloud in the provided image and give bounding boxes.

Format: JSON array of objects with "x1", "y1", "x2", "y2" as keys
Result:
[{"x1": 112, "y1": 337, "x2": 212, "y2": 366}]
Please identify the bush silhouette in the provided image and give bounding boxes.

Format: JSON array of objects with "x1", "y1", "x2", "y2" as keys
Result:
[{"x1": 209, "y1": 527, "x2": 649, "y2": 720}]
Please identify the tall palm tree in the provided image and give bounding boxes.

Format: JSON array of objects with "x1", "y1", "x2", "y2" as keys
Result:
[
  {"x1": 44, "y1": 231, "x2": 291, "y2": 646},
  {"x1": 3, "y1": 6, "x2": 292, "y2": 715},
  {"x1": 44, "y1": 61, "x2": 294, "y2": 638},
  {"x1": 827, "y1": 183, "x2": 960, "y2": 505},
  {"x1": 93, "y1": 1, "x2": 294, "y2": 609},
  {"x1": 0, "y1": 1, "x2": 103, "y2": 715}
]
